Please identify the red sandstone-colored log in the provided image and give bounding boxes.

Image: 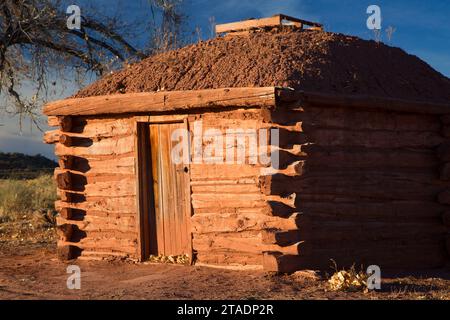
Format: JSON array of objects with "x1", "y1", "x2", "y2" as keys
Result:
[
  {"x1": 260, "y1": 173, "x2": 443, "y2": 200},
  {"x1": 55, "y1": 135, "x2": 135, "y2": 157},
  {"x1": 57, "y1": 245, "x2": 78, "y2": 261},
  {"x1": 196, "y1": 250, "x2": 263, "y2": 266},
  {"x1": 262, "y1": 229, "x2": 301, "y2": 247},
  {"x1": 262, "y1": 252, "x2": 284, "y2": 272},
  {"x1": 58, "y1": 155, "x2": 75, "y2": 170},
  {"x1": 44, "y1": 87, "x2": 276, "y2": 116},
  {"x1": 263, "y1": 201, "x2": 298, "y2": 218},
  {"x1": 59, "y1": 208, "x2": 73, "y2": 220},
  {"x1": 47, "y1": 116, "x2": 72, "y2": 131},
  {"x1": 59, "y1": 134, "x2": 73, "y2": 147},
  {"x1": 57, "y1": 224, "x2": 74, "y2": 242},
  {"x1": 301, "y1": 108, "x2": 440, "y2": 132},
  {"x1": 59, "y1": 191, "x2": 73, "y2": 202},
  {"x1": 263, "y1": 244, "x2": 447, "y2": 272},
  {"x1": 47, "y1": 116, "x2": 60, "y2": 127},
  {"x1": 296, "y1": 200, "x2": 445, "y2": 220},
  {"x1": 276, "y1": 88, "x2": 450, "y2": 115},
  {"x1": 261, "y1": 107, "x2": 304, "y2": 125},
  {"x1": 269, "y1": 127, "x2": 308, "y2": 148},
  {"x1": 302, "y1": 146, "x2": 438, "y2": 169},
  {"x1": 306, "y1": 128, "x2": 444, "y2": 149},
  {"x1": 56, "y1": 171, "x2": 72, "y2": 190},
  {"x1": 59, "y1": 116, "x2": 73, "y2": 132}
]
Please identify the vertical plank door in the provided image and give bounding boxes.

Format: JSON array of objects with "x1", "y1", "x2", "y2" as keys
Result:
[{"x1": 148, "y1": 122, "x2": 191, "y2": 257}]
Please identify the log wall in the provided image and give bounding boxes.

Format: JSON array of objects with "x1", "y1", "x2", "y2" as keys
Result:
[
  {"x1": 261, "y1": 104, "x2": 450, "y2": 272},
  {"x1": 45, "y1": 98, "x2": 450, "y2": 271},
  {"x1": 188, "y1": 109, "x2": 291, "y2": 267},
  {"x1": 47, "y1": 115, "x2": 139, "y2": 261}
]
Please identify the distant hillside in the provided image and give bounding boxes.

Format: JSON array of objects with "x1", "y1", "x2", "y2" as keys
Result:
[{"x1": 0, "y1": 152, "x2": 57, "y2": 179}]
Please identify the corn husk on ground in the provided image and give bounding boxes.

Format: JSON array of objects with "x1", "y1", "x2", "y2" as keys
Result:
[
  {"x1": 148, "y1": 254, "x2": 190, "y2": 265},
  {"x1": 327, "y1": 264, "x2": 369, "y2": 292}
]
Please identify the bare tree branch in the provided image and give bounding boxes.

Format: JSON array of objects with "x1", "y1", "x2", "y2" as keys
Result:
[{"x1": 0, "y1": 0, "x2": 186, "y2": 130}]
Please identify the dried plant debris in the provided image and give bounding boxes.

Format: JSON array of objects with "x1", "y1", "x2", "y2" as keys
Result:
[
  {"x1": 148, "y1": 254, "x2": 190, "y2": 265},
  {"x1": 327, "y1": 262, "x2": 369, "y2": 292}
]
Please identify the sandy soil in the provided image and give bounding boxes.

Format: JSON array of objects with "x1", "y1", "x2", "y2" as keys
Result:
[{"x1": 0, "y1": 242, "x2": 448, "y2": 300}]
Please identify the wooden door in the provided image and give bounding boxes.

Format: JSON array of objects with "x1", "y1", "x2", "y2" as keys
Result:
[{"x1": 147, "y1": 121, "x2": 191, "y2": 257}]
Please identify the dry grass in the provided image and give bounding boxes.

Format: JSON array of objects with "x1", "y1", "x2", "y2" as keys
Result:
[{"x1": 0, "y1": 175, "x2": 57, "y2": 245}]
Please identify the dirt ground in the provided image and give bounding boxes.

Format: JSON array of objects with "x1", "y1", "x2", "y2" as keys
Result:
[{"x1": 0, "y1": 240, "x2": 449, "y2": 300}]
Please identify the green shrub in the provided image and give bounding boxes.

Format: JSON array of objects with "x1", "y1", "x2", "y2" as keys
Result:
[{"x1": 0, "y1": 175, "x2": 57, "y2": 222}]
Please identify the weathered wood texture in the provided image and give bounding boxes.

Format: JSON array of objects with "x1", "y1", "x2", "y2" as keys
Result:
[
  {"x1": 215, "y1": 14, "x2": 323, "y2": 34},
  {"x1": 261, "y1": 103, "x2": 450, "y2": 272},
  {"x1": 46, "y1": 116, "x2": 140, "y2": 261},
  {"x1": 189, "y1": 110, "x2": 271, "y2": 266},
  {"x1": 44, "y1": 88, "x2": 450, "y2": 269},
  {"x1": 43, "y1": 87, "x2": 276, "y2": 116},
  {"x1": 277, "y1": 88, "x2": 450, "y2": 115}
]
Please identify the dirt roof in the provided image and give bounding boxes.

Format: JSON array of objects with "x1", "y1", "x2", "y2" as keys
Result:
[{"x1": 74, "y1": 30, "x2": 450, "y2": 104}]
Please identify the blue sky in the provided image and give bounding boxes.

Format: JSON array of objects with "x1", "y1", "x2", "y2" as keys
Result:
[{"x1": 0, "y1": 0, "x2": 449, "y2": 159}]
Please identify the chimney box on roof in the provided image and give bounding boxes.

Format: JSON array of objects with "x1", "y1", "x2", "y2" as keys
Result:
[{"x1": 215, "y1": 14, "x2": 323, "y2": 35}]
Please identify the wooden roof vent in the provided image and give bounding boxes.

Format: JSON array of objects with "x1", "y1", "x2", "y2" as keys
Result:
[{"x1": 215, "y1": 14, "x2": 323, "y2": 35}]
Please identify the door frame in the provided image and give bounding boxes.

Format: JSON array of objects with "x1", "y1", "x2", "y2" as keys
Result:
[{"x1": 135, "y1": 115, "x2": 193, "y2": 262}]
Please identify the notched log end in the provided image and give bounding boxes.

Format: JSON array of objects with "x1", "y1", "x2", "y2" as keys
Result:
[
  {"x1": 57, "y1": 224, "x2": 74, "y2": 242},
  {"x1": 262, "y1": 251, "x2": 283, "y2": 273},
  {"x1": 59, "y1": 208, "x2": 73, "y2": 220},
  {"x1": 57, "y1": 245, "x2": 80, "y2": 261},
  {"x1": 258, "y1": 175, "x2": 272, "y2": 195},
  {"x1": 59, "y1": 134, "x2": 73, "y2": 147},
  {"x1": 55, "y1": 171, "x2": 72, "y2": 190}
]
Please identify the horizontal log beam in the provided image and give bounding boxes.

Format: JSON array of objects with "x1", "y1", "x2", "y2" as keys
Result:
[
  {"x1": 59, "y1": 134, "x2": 73, "y2": 147},
  {"x1": 299, "y1": 145, "x2": 438, "y2": 169},
  {"x1": 260, "y1": 173, "x2": 445, "y2": 200},
  {"x1": 264, "y1": 243, "x2": 447, "y2": 272},
  {"x1": 43, "y1": 130, "x2": 61, "y2": 144},
  {"x1": 305, "y1": 128, "x2": 444, "y2": 149},
  {"x1": 45, "y1": 87, "x2": 450, "y2": 118},
  {"x1": 276, "y1": 88, "x2": 450, "y2": 115},
  {"x1": 44, "y1": 87, "x2": 276, "y2": 116}
]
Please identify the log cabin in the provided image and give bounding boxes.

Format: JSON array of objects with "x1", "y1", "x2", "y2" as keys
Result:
[{"x1": 43, "y1": 15, "x2": 450, "y2": 272}]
